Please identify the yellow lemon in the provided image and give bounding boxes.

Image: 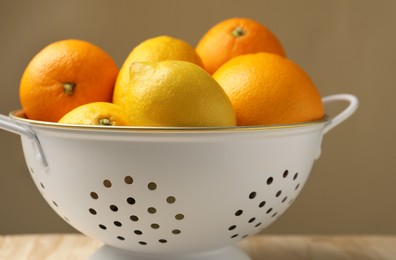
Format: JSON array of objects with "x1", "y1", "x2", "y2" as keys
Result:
[
  {"x1": 59, "y1": 102, "x2": 129, "y2": 126},
  {"x1": 114, "y1": 60, "x2": 236, "y2": 127},
  {"x1": 114, "y1": 35, "x2": 203, "y2": 106}
]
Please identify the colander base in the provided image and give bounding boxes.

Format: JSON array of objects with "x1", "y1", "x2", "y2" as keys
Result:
[{"x1": 90, "y1": 245, "x2": 251, "y2": 260}]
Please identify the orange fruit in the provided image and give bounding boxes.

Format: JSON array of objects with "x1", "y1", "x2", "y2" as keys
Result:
[
  {"x1": 20, "y1": 39, "x2": 118, "y2": 122},
  {"x1": 113, "y1": 35, "x2": 203, "y2": 107},
  {"x1": 212, "y1": 52, "x2": 324, "y2": 126},
  {"x1": 196, "y1": 17, "x2": 286, "y2": 74},
  {"x1": 58, "y1": 102, "x2": 129, "y2": 126}
]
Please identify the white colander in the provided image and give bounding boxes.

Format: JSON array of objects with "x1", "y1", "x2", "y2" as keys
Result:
[{"x1": 0, "y1": 94, "x2": 358, "y2": 260}]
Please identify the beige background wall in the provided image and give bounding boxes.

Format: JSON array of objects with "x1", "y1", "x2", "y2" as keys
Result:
[{"x1": 0, "y1": 0, "x2": 395, "y2": 235}]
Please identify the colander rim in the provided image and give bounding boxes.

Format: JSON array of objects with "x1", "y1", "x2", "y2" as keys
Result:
[{"x1": 9, "y1": 109, "x2": 328, "y2": 132}]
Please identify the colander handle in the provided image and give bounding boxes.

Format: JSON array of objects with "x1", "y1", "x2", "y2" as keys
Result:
[
  {"x1": 322, "y1": 94, "x2": 359, "y2": 134},
  {"x1": 0, "y1": 114, "x2": 48, "y2": 169}
]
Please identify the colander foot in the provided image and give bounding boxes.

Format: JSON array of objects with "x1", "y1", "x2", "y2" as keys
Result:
[{"x1": 90, "y1": 245, "x2": 251, "y2": 260}]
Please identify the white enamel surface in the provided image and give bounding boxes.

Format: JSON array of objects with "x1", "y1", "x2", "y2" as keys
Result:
[
  {"x1": 21, "y1": 123, "x2": 324, "y2": 256},
  {"x1": 0, "y1": 94, "x2": 358, "y2": 259}
]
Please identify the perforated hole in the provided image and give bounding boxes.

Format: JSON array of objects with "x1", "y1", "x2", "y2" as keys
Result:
[
  {"x1": 110, "y1": 205, "x2": 118, "y2": 212},
  {"x1": 130, "y1": 215, "x2": 139, "y2": 222},
  {"x1": 249, "y1": 192, "x2": 257, "y2": 199},
  {"x1": 172, "y1": 229, "x2": 181, "y2": 235},
  {"x1": 175, "y1": 213, "x2": 184, "y2": 220},
  {"x1": 151, "y1": 223, "x2": 160, "y2": 229},
  {"x1": 235, "y1": 209, "x2": 243, "y2": 216},
  {"x1": 166, "y1": 196, "x2": 176, "y2": 204},
  {"x1": 127, "y1": 197, "x2": 136, "y2": 205},
  {"x1": 90, "y1": 192, "x2": 98, "y2": 199},
  {"x1": 148, "y1": 207, "x2": 157, "y2": 214},
  {"x1": 266, "y1": 177, "x2": 273, "y2": 185},
  {"x1": 124, "y1": 176, "x2": 133, "y2": 184},
  {"x1": 89, "y1": 208, "x2": 97, "y2": 215},
  {"x1": 103, "y1": 179, "x2": 112, "y2": 188},
  {"x1": 99, "y1": 224, "x2": 106, "y2": 230},
  {"x1": 114, "y1": 221, "x2": 122, "y2": 227},
  {"x1": 148, "y1": 182, "x2": 157, "y2": 190}
]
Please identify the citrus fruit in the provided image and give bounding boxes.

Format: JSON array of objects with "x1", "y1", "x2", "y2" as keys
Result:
[
  {"x1": 58, "y1": 102, "x2": 129, "y2": 126},
  {"x1": 114, "y1": 60, "x2": 236, "y2": 127},
  {"x1": 196, "y1": 17, "x2": 286, "y2": 74},
  {"x1": 20, "y1": 39, "x2": 118, "y2": 122},
  {"x1": 212, "y1": 52, "x2": 324, "y2": 126},
  {"x1": 113, "y1": 36, "x2": 203, "y2": 106}
]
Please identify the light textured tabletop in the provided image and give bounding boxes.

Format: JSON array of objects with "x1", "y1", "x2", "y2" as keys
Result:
[{"x1": 0, "y1": 234, "x2": 395, "y2": 260}]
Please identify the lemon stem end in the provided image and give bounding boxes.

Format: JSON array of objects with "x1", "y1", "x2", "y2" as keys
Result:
[{"x1": 98, "y1": 118, "x2": 112, "y2": 126}]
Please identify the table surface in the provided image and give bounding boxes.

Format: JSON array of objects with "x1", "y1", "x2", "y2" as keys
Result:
[{"x1": 0, "y1": 234, "x2": 395, "y2": 260}]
